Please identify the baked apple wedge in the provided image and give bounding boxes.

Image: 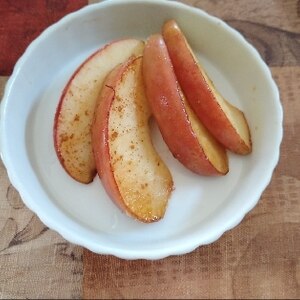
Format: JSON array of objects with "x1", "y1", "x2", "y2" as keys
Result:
[
  {"x1": 143, "y1": 34, "x2": 228, "y2": 176},
  {"x1": 92, "y1": 57, "x2": 173, "y2": 222},
  {"x1": 162, "y1": 20, "x2": 252, "y2": 155},
  {"x1": 54, "y1": 39, "x2": 144, "y2": 183}
]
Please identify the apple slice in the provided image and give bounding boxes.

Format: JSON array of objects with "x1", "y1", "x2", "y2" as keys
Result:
[
  {"x1": 162, "y1": 20, "x2": 252, "y2": 155},
  {"x1": 54, "y1": 39, "x2": 144, "y2": 183},
  {"x1": 142, "y1": 34, "x2": 228, "y2": 176},
  {"x1": 92, "y1": 57, "x2": 173, "y2": 222}
]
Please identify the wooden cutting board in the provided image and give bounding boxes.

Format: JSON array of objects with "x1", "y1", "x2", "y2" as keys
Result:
[{"x1": 0, "y1": 0, "x2": 299, "y2": 298}]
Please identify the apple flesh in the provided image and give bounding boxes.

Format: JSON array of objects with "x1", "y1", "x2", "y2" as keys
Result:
[
  {"x1": 142, "y1": 34, "x2": 228, "y2": 176},
  {"x1": 162, "y1": 20, "x2": 252, "y2": 155},
  {"x1": 54, "y1": 39, "x2": 144, "y2": 183},
  {"x1": 92, "y1": 57, "x2": 173, "y2": 222}
]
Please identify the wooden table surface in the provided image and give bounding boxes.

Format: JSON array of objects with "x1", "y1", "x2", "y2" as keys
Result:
[{"x1": 0, "y1": 0, "x2": 299, "y2": 299}]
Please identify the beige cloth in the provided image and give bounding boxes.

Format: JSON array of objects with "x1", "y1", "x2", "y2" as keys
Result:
[{"x1": 0, "y1": 0, "x2": 299, "y2": 298}]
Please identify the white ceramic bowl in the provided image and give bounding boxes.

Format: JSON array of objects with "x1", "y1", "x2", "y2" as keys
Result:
[{"x1": 0, "y1": 0, "x2": 282, "y2": 259}]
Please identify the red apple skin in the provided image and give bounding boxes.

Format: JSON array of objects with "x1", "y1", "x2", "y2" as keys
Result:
[
  {"x1": 92, "y1": 57, "x2": 173, "y2": 222},
  {"x1": 162, "y1": 20, "x2": 252, "y2": 155},
  {"x1": 142, "y1": 34, "x2": 228, "y2": 176},
  {"x1": 54, "y1": 39, "x2": 144, "y2": 184},
  {"x1": 92, "y1": 64, "x2": 127, "y2": 211}
]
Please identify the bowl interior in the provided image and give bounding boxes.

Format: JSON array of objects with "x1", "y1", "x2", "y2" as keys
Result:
[{"x1": 1, "y1": 0, "x2": 282, "y2": 259}]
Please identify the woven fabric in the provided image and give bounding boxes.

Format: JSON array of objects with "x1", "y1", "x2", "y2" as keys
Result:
[{"x1": 0, "y1": 1, "x2": 299, "y2": 299}]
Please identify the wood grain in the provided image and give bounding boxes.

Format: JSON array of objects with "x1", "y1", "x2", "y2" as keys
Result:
[
  {"x1": 0, "y1": 77, "x2": 8, "y2": 99},
  {"x1": 175, "y1": 0, "x2": 300, "y2": 66},
  {"x1": 176, "y1": 0, "x2": 300, "y2": 33}
]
